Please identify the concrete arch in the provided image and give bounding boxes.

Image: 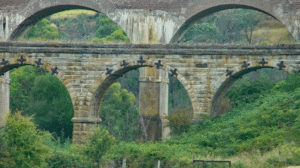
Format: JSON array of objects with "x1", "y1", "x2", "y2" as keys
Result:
[
  {"x1": 86, "y1": 59, "x2": 200, "y2": 119},
  {"x1": 210, "y1": 60, "x2": 297, "y2": 118},
  {"x1": 8, "y1": 0, "x2": 119, "y2": 40},
  {"x1": 0, "y1": 54, "x2": 76, "y2": 105},
  {"x1": 170, "y1": 2, "x2": 296, "y2": 43}
]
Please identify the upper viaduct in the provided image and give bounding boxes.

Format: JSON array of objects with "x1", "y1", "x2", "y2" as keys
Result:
[{"x1": 0, "y1": 0, "x2": 300, "y2": 143}]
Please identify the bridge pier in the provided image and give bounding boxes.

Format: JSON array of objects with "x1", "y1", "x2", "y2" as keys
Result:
[
  {"x1": 72, "y1": 117, "x2": 102, "y2": 144},
  {"x1": 139, "y1": 67, "x2": 170, "y2": 141},
  {"x1": 0, "y1": 72, "x2": 10, "y2": 127}
]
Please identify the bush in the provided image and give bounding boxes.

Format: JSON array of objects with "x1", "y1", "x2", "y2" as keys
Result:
[
  {"x1": 25, "y1": 19, "x2": 60, "y2": 40},
  {"x1": 217, "y1": 97, "x2": 233, "y2": 116},
  {"x1": 272, "y1": 74, "x2": 300, "y2": 93},
  {"x1": 166, "y1": 108, "x2": 192, "y2": 135},
  {"x1": 89, "y1": 29, "x2": 130, "y2": 43},
  {"x1": 226, "y1": 74, "x2": 276, "y2": 107},
  {"x1": 78, "y1": 126, "x2": 116, "y2": 162},
  {"x1": 0, "y1": 112, "x2": 52, "y2": 168}
]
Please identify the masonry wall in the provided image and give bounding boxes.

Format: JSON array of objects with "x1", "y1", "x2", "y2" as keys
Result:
[{"x1": 1, "y1": 43, "x2": 300, "y2": 143}]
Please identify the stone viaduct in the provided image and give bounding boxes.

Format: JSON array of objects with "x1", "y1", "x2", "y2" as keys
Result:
[
  {"x1": 1, "y1": 0, "x2": 300, "y2": 143},
  {"x1": 1, "y1": 42, "x2": 300, "y2": 143}
]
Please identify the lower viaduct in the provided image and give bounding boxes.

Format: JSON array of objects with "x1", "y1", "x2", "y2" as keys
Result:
[
  {"x1": 0, "y1": 42, "x2": 300, "y2": 143},
  {"x1": 1, "y1": 0, "x2": 300, "y2": 143}
]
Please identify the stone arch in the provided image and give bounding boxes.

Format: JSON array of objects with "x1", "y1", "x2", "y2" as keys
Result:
[
  {"x1": 0, "y1": 54, "x2": 76, "y2": 105},
  {"x1": 8, "y1": 0, "x2": 119, "y2": 40},
  {"x1": 210, "y1": 60, "x2": 298, "y2": 118},
  {"x1": 170, "y1": 3, "x2": 296, "y2": 43},
  {"x1": 86, "y1": 58, "x2": 200, "y2": 119}
]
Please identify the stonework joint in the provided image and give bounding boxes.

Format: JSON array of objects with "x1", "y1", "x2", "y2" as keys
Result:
[{"x1": 139, "y1": 77, "x2": 169, "y2": 83}]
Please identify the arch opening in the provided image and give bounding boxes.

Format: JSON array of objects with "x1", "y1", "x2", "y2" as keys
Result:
[
  {"x1": 210, "y1": 66, "x2": 290, "y2": 118},
  {"x1": 1, "y1": 64, "x2": 74, "y2": 140},
  {"x1": 91, "y1": 65, "x2": 149, "y2": 118},
  {"x1": 88, "y1": 63, "x2": 196, "y2": 141},
  {"x1": 9, "y1": 5, "x2": 94, "y2": 40},
  {"x1": 170, "y1": 4, "x2": 294, "y2": 44},
  {"x1": 9, "y1": 5, "x2": 130, "y2": 43}
]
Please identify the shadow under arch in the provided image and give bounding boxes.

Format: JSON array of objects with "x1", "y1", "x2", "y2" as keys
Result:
[
  {"x1": 87, "y1": 60, "x2": 200, "y2": 119},
  {"x1": 170, "y1": 4, "x2": 291, "y2": 43},
  {"x1": 210, "y1": 65, "x2": 297, "y2": 118},
  {"x1": 8, "y1": 4, "x2": 119, "y2": 41}
]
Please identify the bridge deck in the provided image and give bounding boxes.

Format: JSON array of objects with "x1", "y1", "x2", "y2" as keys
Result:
[{"x1": 1, "y1": 42, "x2": 300, "y2": 55}]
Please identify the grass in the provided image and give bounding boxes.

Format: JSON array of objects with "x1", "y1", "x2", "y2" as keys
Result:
[
  {"x1": 50, "y1": 9, "x2": 97, "y2": 20},
  {"x1": 252, "y1": 28, "x2": 294, "y2": 44}
]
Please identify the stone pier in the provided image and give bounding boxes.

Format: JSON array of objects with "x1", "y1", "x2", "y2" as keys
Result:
[
  {"x1": 0, "y1": 72, "x2": 10, "y2": 127},
  {"x1": 139, "y1": 67, "x2": 170, "y2": 141}
]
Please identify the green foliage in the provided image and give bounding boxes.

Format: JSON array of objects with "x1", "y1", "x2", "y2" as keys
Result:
[
  {"x1": 104, "y1": 142, "x2": 194, "y2": 167},
  {"x1": 25, "y1": 19, "x2": 60, "y2": 40},
  {"x1": 10, "y1": 66, "x2": 47, "y2": 113},
  {"x1": 167, "y1": 73, "x2": 300, "y2": 157},
  {"x1": 182, "y1": 22, "x2": 220, "y2": 43},
  {"x1": 232, "y1": 161, "x2": 246, "y2": 168},
  {"x1": 27, "y1": 73, "x2": 74, "y2": 140},
  {"x1": 89, "y1": 29, "x2": 130, "y2": 43},
  {"x1": 234, "y1": 11, "x2": 260, "y2": 44},
  {"x1": 10, "y1": 66, "x2": 74, "y2": 140},
  {"x1": 258, "y1": 41, "x2": 271, "y2": 45},
  {"x1": 169, "y1": 75, "x2": 193, "y2": 115},
  {"x1": 226, "y1": 74, "x2": 276, "y2": 108},
  {"x1": 44, "y1": 137, "x2": 79, "y2": 167},
  {"x1": 0, "y1": 112, "x2": 52, "y2": 168},
  {"x1": 100, "y1": 83, "x2": 139, "y2": 141},
  {"x1": 79, "y1": 126, "x2": 116, "y2": 162},
  {"x1": 217, "y1": 97, "x2": 233, "y2": 116},
  {"x1": 166, "y1": 108, "x2": 192, "y2": 135},
  {"x1": 24, "y1": 12, "x2": 129, "y2": 43},
  {"x1": 181, "y1": 9, "x2": 271, "y2": 44},
  {"x1": 272, "y1": 74, "x2": 300, "y2": 92},
  {"x1": 95, "y1": 14, "x2": 120, "y2": 39}
]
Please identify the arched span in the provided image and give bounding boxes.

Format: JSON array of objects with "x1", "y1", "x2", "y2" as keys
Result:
[
  {"x1": 0, "y1": 55, "x2": 77, "y2": 105},
  {"x1": 170, "y1": 4, "x2": 291, "y2": 43},
  {"x1": 86, "y1": 59, "x2": 200, "y2": 119},
  {"x1": 210, "y1": 62, "x2": 297, "y2": 118},
  {"x1": 8, "y1": 1, "x2": 117, "y2": 40}
]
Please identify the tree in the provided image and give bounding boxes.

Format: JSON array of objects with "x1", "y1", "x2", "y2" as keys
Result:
[
  {"x1": 10, "y1": 66, "x2": 74, "y2": 140},
  {"x1": 27, "y1": 73, "x2": 74, "y2": 140},
  {"x1": 24, "y1": 19, "x2": 60, "y2": 40},
  {"x1": 95, "y1": 14, "x2": 120, "y2": 39},
  {"x1": 99, "y1": 83, "x2": 139, "y2": 141},
  {"x1": 215, "y1": 12, "x2": 243, "y2": 43},
  {"x1": 10, "y1": 66, "x2": 47, "y2": 114},
  {"x1": 89, "y1": 29, "x2": 130, "y2": 43},
  {"x1": 78, "y1": 126, "x2": 116, "y2": 162},
  {"x1": 181, "y1": 22, "x2": 220, "y2": 43},
  {"x1": 115, "y1": 69, "x2": 140, "y2": 101},
  {"x1": 0, "y1": 112, "x2": 52, "y2": 168},
  {"x1": 234, "y1": 11, "x2": 260, "y2": 44}
]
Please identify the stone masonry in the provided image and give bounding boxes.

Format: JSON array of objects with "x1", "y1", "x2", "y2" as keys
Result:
[
  {"x1": 2, "y1": 0, "x2": 300, "y2": 43},
  {"x1": 0, "y1": 72, "x2": 9, "y2": 126},
  {"x1": 1, "y1": 0, "x2": 300, "y2": 143},
  {"x1": 0, "y1": 42, "x2": 300, "y2": 143}
]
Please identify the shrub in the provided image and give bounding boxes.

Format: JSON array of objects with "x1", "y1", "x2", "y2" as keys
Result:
[
  {"x1": 0, "y1": 112, "x2": 52, "y2": 168},
  {"x1": 78, "y1": 126, "x2": 116, "y2": 162},
  {"x1": 217, "y1": 97, "x2": 233, "y2": 116},
  {"x1": 166, "y1": 108, "x2": 193, "y2": 135}
]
